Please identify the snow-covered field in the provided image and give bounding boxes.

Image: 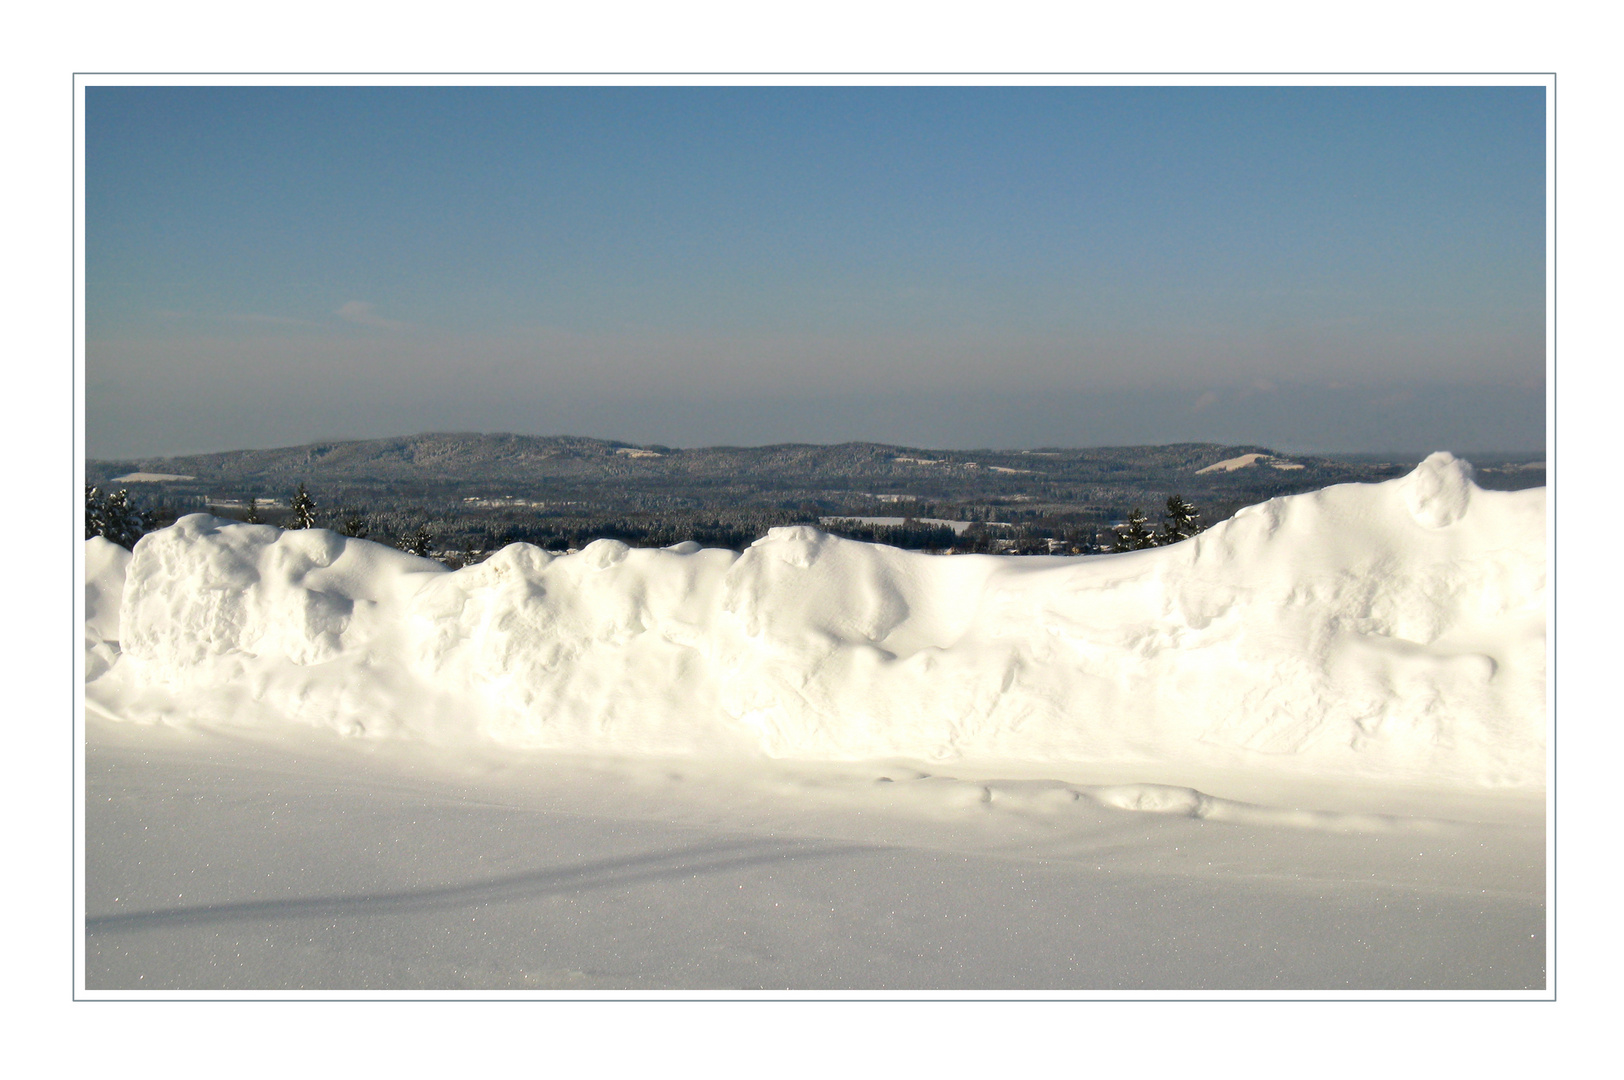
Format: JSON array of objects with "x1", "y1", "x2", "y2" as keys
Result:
[
  {"x1": 1194, "y1": 453, "x2": 1304, "y2": 473},
  {"x1": 108, "y1": 471, "x2": 195, "y2": 482},
  {"x1": 80, "y1": 453, "x2": 1548, "y2": 993}
]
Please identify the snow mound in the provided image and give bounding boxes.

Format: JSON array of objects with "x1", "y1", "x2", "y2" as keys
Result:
[
  {"x1": 1400, "y1": 450, "x2": 1475, "y2": 528},
  {"x1": 84, "y1": 537, "x2": 131, "y2": 682},
  {"x1": 87, "y1": 456, "x2": 1547, "y2": 787},
  {"x1": 85, "y1": 537, "x2": 130, "y2": 642}
]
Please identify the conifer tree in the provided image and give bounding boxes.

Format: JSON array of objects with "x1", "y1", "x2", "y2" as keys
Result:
[
  {"x1": 1112, "y1": 508, "x2": 1155, "y2": 552},
  {"x1": 85, "y1": 485, "x2": 106, "y2": 540},
  {"x1": 1158, "y1": 494, "x2": 1203, "y2": 545},
  {"x1": 288, "y1": 483, "x2": 318, "y2": 529},
  {"x1": 401, "y1": 525, "x2": 433, "y2": 557},
  {"x1": 339, "y1": 513, "x2": 369, "y2": 539},
  {"x1": 100, "y1": 488, "x2": 148, "y2": 549},
  {"x1": 244, "y1": 497, "x2": 263, "y2": 524}
]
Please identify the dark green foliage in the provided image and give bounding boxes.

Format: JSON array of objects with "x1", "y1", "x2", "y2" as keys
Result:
[
  {"x1": 85, "y1": 486, "x2": 148, "y2": 549},
  {"x1": 458, "y1": 510, "x2": 804, "y2": 554},
  {"x1": 1158, "y1": 494, "x2": 1203, "y2": 545},
  {"x1": 244, "y1": 497, "x2": 263, "y2": 524},
  {"x1": 106, "y1": 490, "x2": 150, "y2": 548},
  {"x1": 85, "y1": 485, "x2": 105, "y2": 540},
  {"x1": 818, "y1": 518, "x2": 960, "y2": 552},
  {"x1": 339, "y1": 513, "x2": 370, "y2": 539},
  {"x1": 288, "y1": 483, "x2": 318, "y2": 530},
  {"x1": 955, "y1": 525, "x2": 997, "y2": 554},
  {"x1": 401, "y1": 525, "x2": 433, "y2": 557},
  {"x1": 1112, "y1": 508, "x2": 1155, "y2": 552}
]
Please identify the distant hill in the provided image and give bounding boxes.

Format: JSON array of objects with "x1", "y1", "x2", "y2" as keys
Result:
[
  {"x1": 89, "y1": 432, "x2": 1542, "y2": 495},
  {"x1": 86, "y1": 433, "x2": 1544, "y2": 556},
  {"x1": 89, "y1": 433, "x2": 1310, "y2": 486}
]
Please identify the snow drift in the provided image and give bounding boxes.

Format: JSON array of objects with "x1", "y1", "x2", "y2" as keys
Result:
[{"x1": 84, "y1": 453, "x2": 1547, "y2": 787}]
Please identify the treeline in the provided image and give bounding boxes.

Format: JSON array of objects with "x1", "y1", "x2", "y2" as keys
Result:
[
  {"x1": 1109, "y1": 495, "x2": 1204, "y2": 551},
  {"x1": 482, "y1": 514, "x2": 804, "y2": 553},
  {"x1": 195, "y1": 487, "x2": 811, "y2": 562},
  {"x1": 85, "y1": 484, "x2": 206, "y2": 548},
  {"x1": 86, "y1": 480, "x2": 1214, "y2": 561},
  {"x1": 84, "y1": 486, "x2": 150, "y2": 548},
  {"x1": 817, "y1": 519, "x2": 961, "y2": 551}
]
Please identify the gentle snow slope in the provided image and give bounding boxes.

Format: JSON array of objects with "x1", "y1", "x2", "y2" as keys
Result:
[
  {"x1": 86, "y1": 453, "x2": 1546, "y2": 788},
  {"x1": 83, "y1": 719, "x2": 1545, "y2": 991}
]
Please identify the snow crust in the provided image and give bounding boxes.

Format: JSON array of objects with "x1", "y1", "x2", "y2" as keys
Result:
[{"x1": 85, "y1": 453, "x2": 1547, "y2": 788}]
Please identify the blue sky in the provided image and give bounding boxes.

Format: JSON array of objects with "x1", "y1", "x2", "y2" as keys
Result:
[{"x1": 85, "y1": 84, "x2": 1547, "y2": 457}]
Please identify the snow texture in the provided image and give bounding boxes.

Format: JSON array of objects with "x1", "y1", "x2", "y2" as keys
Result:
[
  {"x1": 82, "y1": 721, "x2": 1546, "y2": 992},
  {"x1": 84, "y1": 536, "x2": 130, "y2": 683},
  {"x1": 86, "y1": 453, "x2": 1546, "y2": 788}
]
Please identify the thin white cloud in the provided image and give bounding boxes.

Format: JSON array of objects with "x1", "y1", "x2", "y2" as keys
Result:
[
  {"x1": 336, "y1": 301, "x2": 410, "y2": 331},
  {"x1": 222, "y1": 312, "x2": 320, "y2": 327}
]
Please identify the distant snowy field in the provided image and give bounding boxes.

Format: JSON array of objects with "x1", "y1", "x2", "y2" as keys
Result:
[{"x1": 81, "y1": 453, "x2": 1547, "y2": 992}]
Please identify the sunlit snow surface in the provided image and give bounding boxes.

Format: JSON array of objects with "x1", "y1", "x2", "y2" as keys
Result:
[{"x1": 81, "y1": 453, "x2": 1548, "y2": 992}]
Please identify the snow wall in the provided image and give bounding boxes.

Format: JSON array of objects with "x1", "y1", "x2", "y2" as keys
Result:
[{"x1": 85, "y1": 453, "x2": 1547, "y2": 787}]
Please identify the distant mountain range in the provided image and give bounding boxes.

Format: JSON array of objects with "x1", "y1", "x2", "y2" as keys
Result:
[
  {"x1": 91, "y1": 432, "x2": 1370, "y2": 484},
  {"x1": 90, "y1": 432, "x2": 1542, "y2": 493},
  {"x1": 86, "y1": 432, "x2": 1544, "y2": 550}
]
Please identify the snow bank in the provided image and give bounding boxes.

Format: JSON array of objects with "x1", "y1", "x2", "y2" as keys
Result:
[
  {"x1": 86, "y1": 453, "x2": 1547, "y2": 787},
  {"x1": 84, "y1": 537, "x2": 130, "y2": 682},
  {"x1": 85, "y1": 537, "x2": 129, "y2": 641}
]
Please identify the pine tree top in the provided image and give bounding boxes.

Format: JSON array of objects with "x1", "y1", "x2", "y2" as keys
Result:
[{"x1": 289, "y1": 483, "x2": 318, "y2": 529}]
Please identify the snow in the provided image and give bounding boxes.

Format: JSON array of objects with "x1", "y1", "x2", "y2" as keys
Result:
[
  {"x1": 1196, "y1": 453, "x2": 1270, "y2": 472},
  {"x1": 80, "y1": 452, "x2": 1549, "y2": 992},
  {"x1": 82, "y1": 717, "x2": 1544, "y2": 992},
  {"x1": 1195, "y1": 452, "x2": 1303, "y2": 473},
  {"x1": 83, "y1": 536, "x2": 129, "y2": 682},
  {"x1": 109, "y1": 471, "x2": 195, "y2": 482}
]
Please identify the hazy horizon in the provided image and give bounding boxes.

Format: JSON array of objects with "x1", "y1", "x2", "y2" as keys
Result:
[
  {"x1": 86, "y1": 83, "x2": 1547, "y2": 460},
  {"x1": 88, "y1": 380, "x2": 1545, "y2": 462}
]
